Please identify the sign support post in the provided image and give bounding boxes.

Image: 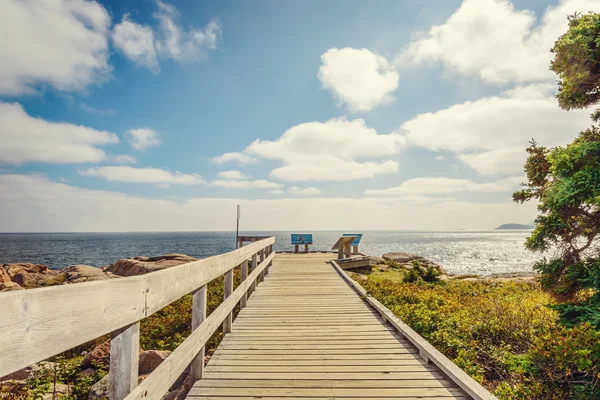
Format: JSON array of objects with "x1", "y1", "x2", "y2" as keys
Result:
[{"x1": 235, "y1": 205, "x2": 240, "y2": 249}]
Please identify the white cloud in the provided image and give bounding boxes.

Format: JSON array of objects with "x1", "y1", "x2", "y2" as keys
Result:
[
  {"x1": 127, "y1": 128, "x2": 160, "y2": 151},
  {"x1": 288, "y1": 187, "x2": 322, "y2": 196},
  {"x1": 400, "y1": 0, "x2": 598, "y2": 85},
  {"x1": 0, "y1": 174, "x2": 537, "y2": 232},
  {"x1": 80, "y1": 103, "x2": 117, "y2": 116},
  {"x1": 269, "y1": 189, "x2": 284, "y2": 195},
  {"x1": 318, "y1": 48, "x2": 399, "y2": 112},
  {"x1": 0, "y1": 102, "x2": 118, "y2": 164},
  {"x1": 112, "y1": 15, "x2": 159, "y2": 72},
  {"x1": 401, "y1": 84, "x2": 592, "y2": 175},
  {"x1": 210, "y1": 179, "x2": 282, "y2": 189},
  {"x1": 154, "y1": 1, "x2": 222, "y2": 62},
  {"x1": 111, "y1": 155, "x2": 137, "y2": 164},
  {"x1": 0, "y1": 0, "x2": 111, "y2": 95},
  {"x1": 210, "y1": 152, "x2": 258, "y2": 165},
  {"x1": 217, "y1": 170, "x2": 248, "y2": 180},
  {"x1": 242, "y1": 118, "x2": 405, "y2": 181},
  {"x1": 365, "y1": 176, "x2": 523, "y2": 197},
  {"x1": 112, "y1": 1, "x2": 222, "y2": 71},
  {"x1": 80, "y1": 166, "x2": 203, "y2": 185}
]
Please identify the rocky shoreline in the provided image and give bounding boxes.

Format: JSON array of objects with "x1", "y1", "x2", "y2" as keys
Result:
[{"x1": 368, "y1": 251, "x2": 537, "y2": 282}]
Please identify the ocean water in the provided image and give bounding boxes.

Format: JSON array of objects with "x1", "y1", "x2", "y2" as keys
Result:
[{"x1": 0, "y1": 230, "x2": 548, "y2": 275}]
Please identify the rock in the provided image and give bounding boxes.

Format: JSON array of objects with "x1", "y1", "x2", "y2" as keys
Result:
[
  {"x1": 382, "y1": 252, "x2": 423, "y2": 263},
  {"x1": 60, "y1": 265, "x2": 117, "y2": 284},
  {"x1": 80, "y1": 368, "x2": 97, "y2": 378},
  {"x1": 34, "y1": 269, "x2": 63, "y2": 286},
  {"x1": 0, "y1": 267, "x2": 10, "y2": 283},
  {"x1": 1, "y1": 368, "x2": 31, "y2": 381},
  {"x1": 104, "y1": 254, "x2": 198, "y2": 277},
  {"x1": 163, "y1": 374, "x2": 191, "y2": 400},
  {"x1": 0, "y1": 281, "x2": 24, "y2": 291},
  {"x1": 139, "y1": 350, "x2": 171, "y2": 375},
  {"x1": 12, "y1": 271, "x2": 37, "y2": 288},
  {"x1": 87, "y1": 374, "x2": 109, "y2": 400},
  {"x1": 2, "y1": 263, "x2": 49, "y2": 277},
  {"x1": 81, "y1": 341, "x2": 110, "y2": 370},
  {"x1": 368, "y1": 256, "x2": 385, "y2": 265},
  {"x1": 1, "y1": 362, "x2": 56, "y2": 382}
]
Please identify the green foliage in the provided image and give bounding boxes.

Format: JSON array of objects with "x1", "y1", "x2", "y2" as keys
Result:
[
  {"x1": 513, "y1": 127, "x2": 600, "y2": 326},
  {"x1": 551, "y1": 12, "x2": 600, "y2": 121},
  {"x1": 402, "y1": 262, "x2": 441, "y2": 283},
  {"x1": 359, "y1": 276, "x2": 600, "y2": 399}
]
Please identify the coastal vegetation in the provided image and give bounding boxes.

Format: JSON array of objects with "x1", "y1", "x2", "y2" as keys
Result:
[{"x1": 357, "y1": 263, "x2": 600, "y2": 399}]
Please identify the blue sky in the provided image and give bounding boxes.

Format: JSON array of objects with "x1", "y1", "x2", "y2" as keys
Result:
[{"x1": 0, "y1": 0, "x2": 597, "y2": 231}]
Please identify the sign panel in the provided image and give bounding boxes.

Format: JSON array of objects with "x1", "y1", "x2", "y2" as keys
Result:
[
  {"x1": 343, "y1": 233, "x2": 363, "y2": 247},
  {"x1": 331, "y1": 235, "x2": 356, "y2": 250},
  {"x1": 291, "y1": 233, "x2": 313, "y2": 245}
]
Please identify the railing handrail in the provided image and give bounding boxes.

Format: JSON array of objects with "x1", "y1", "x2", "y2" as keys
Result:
[{"x1": 0, "y1": 236, "x2": 275, "y2": 387}]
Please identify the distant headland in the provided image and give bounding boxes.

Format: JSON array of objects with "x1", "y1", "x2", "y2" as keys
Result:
[{"x1": 495, "y1": 223, "x2": 534, "y2": 230}]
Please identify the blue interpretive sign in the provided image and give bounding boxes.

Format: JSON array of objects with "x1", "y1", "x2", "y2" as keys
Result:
[
  {"x1": 291, "y1": 234, "x2": 313, "y2": 245},
  {"x1": 343, "y1": 233, "x2": 363, "y2": 247}
]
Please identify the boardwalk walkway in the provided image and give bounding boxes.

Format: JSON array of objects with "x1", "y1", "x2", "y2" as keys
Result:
[{"x1": 187, "y1": 253, "x2": 470, "y2": 399}]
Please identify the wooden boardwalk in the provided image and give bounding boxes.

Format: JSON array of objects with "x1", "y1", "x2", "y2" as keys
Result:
[{"x1": 187, "y1": 253, "x2": 470, "y2": 399}]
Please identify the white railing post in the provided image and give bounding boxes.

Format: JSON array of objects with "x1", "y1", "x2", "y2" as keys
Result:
[
  {"x1": 259, "y1": 249, "x2": 265, "y2": 282},
  {"x1": 190, "y1": 284, "x2": 207, "y2": 381},
  {"x1": 240, "y1": 261, "x2": 248, "y2": 309},
  {"x1": 223, "y1": 269, "x2": 234, "y2": 334},
  {"x1": 250, "y1": 253, "x2": 257, "y2": 293},
  {"x1": 109, "y1": 322, "x2": 140, "y2": 400}
]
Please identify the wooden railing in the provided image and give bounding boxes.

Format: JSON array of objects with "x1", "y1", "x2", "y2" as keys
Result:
[
  {"x1": 0, "y1": 236, "x2": 275, "y2": 400},
  {"x1": 331, "y1": 259, "x2": 497, "y2": 400}
]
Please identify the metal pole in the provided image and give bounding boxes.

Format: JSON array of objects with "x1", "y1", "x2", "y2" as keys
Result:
[{"x1": 235, "y1": 205, "x2": 240, "y2": 249}]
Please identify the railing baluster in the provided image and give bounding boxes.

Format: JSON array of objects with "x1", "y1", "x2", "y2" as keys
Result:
[
  {"x1": 223, "y1": 269, "x2": 234, "y2": 334},
  {"x1": 259, "y1": 249, "x2": 265, "y2": 282},
  {"x1": 109, "y1": 322, "x2": 140, "y2": 400},
  {"x1": 190, "y1": 284, "x2": 207, "y2": 381},
  {"x1": 250, "y1": 252, "x2": 257, "y2": 292},
  {"x1": 240, "y1": 260, "x2": 248, "y2": 309}
]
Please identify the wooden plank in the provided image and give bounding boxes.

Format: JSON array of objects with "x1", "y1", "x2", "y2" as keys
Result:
[
  {"x1": 0, "y1": 236, "x2": 274, "y2": 378},
  {"x1": 109, "y1": 322, "x2": 140, "y2": 400},
  {"x1": 188, "y1": 387, "x2": 466, "y2": 397},
  {"x1": 196, "y1": 378, "x2": 457, "y2": 388},
  {"x1": 202, "y1": 371, "x2": 449, "y2": 380},
  {"x1": 187, "y1": 397, "x2": 468, "y2": 400}
]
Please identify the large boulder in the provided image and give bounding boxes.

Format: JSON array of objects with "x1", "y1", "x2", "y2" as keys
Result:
[
  {"x1": 139, "y1": 350, "x2": 171, "y2": 375},
  {"x1": 382, "y1": 252, "x2": 423, "y2": 263},
  {"x1": 60, "y1": 265, "x2": 117, "y2": 284},
  {"x1": 2, "y1": 263, "x2": 49, "y2": 277},
  {"x1": 104, "y1": 254, "x2": 197, "y2": 277},
  {"x1": 12, "y1": 271, "x2": 37, "y2": 288}
]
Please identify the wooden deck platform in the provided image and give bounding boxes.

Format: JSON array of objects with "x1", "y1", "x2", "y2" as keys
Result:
[{"x1": 187, "y1": 252, "x2": 470, "y2": 400}]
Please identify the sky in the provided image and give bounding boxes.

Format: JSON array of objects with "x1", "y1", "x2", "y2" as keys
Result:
[{"x1": 0, "y1": 0, "x2": 598, "y2": 232}]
